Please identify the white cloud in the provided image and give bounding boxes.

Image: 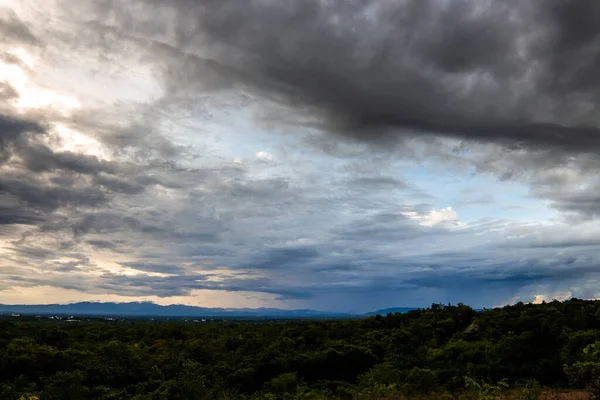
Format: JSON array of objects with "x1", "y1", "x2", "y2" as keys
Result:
[
  {"x1": 0, "y1": 49, "x2": 80, "y2": 115},
  {"x1": 255, "y1": 151, "x2": 274, "y2": 162},
  {"x1": 401, "y1": 206, "x2": 465, "y2": 228},
  {"x1": 531, "y1": 291, "x2": 572, "y2": 304}
]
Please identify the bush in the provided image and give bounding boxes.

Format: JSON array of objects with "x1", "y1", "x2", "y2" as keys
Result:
[
  {"x1": 265, "y1": 372, "x2": 300, "y2": 394},
  {"x1": 515, "y1": 379, "x2": 542, "y2": 400},
  {"x1": 405, "y1": 367, "x2": 439, "y2": 394},
  {"x1": 464, "y1": 376, "x2": 508, "y2": 400}
]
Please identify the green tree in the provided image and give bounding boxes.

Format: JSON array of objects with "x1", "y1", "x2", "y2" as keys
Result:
[{"x1": 41, "y1": 370, "x2": 89, "y2": 400}]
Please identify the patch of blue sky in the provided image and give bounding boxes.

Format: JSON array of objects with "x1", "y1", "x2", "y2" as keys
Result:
[
  {"x1": 402, "y1": 164, "x2": 555, "y2": 224},
  {"x1": 163, "y1": 107, "x2": 557, "y2": 228}
]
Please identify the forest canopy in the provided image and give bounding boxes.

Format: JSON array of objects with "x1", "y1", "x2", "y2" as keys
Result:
[{"x1": 1, "y1": 299, "x2": 600, "y2": 399}]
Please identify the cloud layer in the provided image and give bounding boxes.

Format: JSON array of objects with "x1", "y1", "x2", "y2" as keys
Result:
[{"x1": 0, "y1": 0, "x2": 599, "y2": 312}]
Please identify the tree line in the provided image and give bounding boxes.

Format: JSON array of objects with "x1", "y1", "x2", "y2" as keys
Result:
[{"x1": 1, "y1": 299, "x2": 600, "y2": 399}]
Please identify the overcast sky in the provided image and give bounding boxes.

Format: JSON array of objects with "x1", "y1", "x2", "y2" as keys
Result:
[{"x1": 1, "y1": 0, "x2": 599, "y2": 312}]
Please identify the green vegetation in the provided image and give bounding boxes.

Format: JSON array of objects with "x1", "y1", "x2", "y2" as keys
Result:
[{"x1": 0, "y1": 299, "x2": 599, "y2": 399}]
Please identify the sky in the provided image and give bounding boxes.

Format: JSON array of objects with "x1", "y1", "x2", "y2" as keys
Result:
[{"x1": 0, "y1": 0, "x2": 600, "y2": 313}]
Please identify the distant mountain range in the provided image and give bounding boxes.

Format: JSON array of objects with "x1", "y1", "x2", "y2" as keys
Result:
[
  {"x1": 0, "y1": 302, "x2": 420, "y2": 318},
  {"x1": 364, "y1": 307, "x2": 419, "y2": 316}
]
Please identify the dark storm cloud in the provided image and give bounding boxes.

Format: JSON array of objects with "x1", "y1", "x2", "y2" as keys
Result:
[
  {"x1": 102, "y1": 0, "x2": 600, "y2": 154},
  {"x1": 37, "y1": 0, "x2": 600, "y2": 222}
]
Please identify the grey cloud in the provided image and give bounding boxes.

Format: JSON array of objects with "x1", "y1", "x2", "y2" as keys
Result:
[
  {"x1": 0, "y1": 50, "x2": 28, "y2": 66},
  {"x1": 6, "y1": 0, "x2": 600, "y2": 311},
  {"x1": 221, "y1": 177, "x2": 291, "y2": 199},
  {"x1": 12, "y1": 245, "x2": 56, "y2": 260},
  {"x1": 0, "y1": 171, "x2": 107, "y2": 212},
  {"x1": 0, "y1": 193, "x2": 44, "y2": 226},
  {"x1": 0, "y1": 107, "x2": 182, "y2": 241},
  {"x1": 346, "y1": 176, "x2": 409, "y2": 191},
  {"x1": 94, "y1": 173, "x2": 146, "y2": 195},
  {"x1": 0, "y1": 82, "x2": 18, "y2": 100},
  {"x1": 0, "y1": 113, "x2": 45, "y2": 155},
  {"x1": 15, "y1": 1, "x2": 600, "y2": 217},
  {"x1": 0, "y1": 9, "x2": 38, "y2": 45},
  {"x1": 180, "y1": 245, "x2": 238, "y2": 259},
  {"x1": 5, "y1": 216, "x2": 600, "y2": 310},
  {"x1": 62, "y1": 0, "x2": 600, "y2": 221},
  {"x1": 33, "y1": 0, "x2": 600, "y2": 222},
  {"x1": 89, "y1": 272, "x2": 257, "y2": 298},
  {"x1": 85, "y1": 239, "x2": 119, "y2": 249},
  {"x1": 53, "y1": 262, "x2": 82, "y2": 272},
  {"x1": 239, "y1": 246, "x2": 321, "y2": 271},
  {"x1": 542, "y1": 186, "x2": 600, "y2": 219},
  {"x1": 97, "y1": 273, "x2": 314, "y2": 300},
  {"x1": 404, "y1": 256, "x2": 600, "y2": 291},
  {"x1": 19, "y1": 145, "x2": 117, "y2": 175},
  {"x1": 333, "y1": 210, "x2": 438, "y2": 243},
  {"x1": 61, "y1": 209, "x2": 226, "y2": 250},
  {"x1": 0, "y1": 208, "x2": 43, "y2": 226},
  {"x1": 93, "y1": 0, "x2": 600, "y2": 153},
  {"x1": 120, "y1": 215, "x2": 223, "y2": 243}
]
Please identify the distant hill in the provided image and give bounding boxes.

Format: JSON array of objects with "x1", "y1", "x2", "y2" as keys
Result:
[
  {"x1": 0, "y1": 301, "x2": 354, "y2": 318},
  {"x1": 0, "y1": 302, "x2": 430, "y2": 319},
  {"x1": 365, "y1": 307, "x2": 420, "y2": 316}
]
